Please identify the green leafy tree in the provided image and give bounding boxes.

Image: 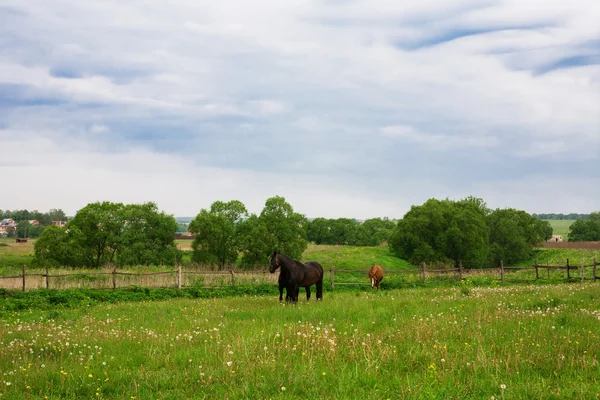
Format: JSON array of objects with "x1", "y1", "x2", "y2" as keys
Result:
[
  {"x1": 568, "y1": 213, "x2": 600, "y2": 241},
  {"x1": 188, "y1": 200, "x2": 248, "y2": 269},
  {"x1": 359, "y1": 218, "x2": 396, "y2": 246},
  {"x1": 117, "y1": 203, "x2": 181, "y2": 266},
  {"x1": 306, "y1": 218, "x2": 333, "y2": 245},
  {"x1": 389, "y1": 198, "x2": 489, "y2": 268},
  {"x1": 33, "y1": 226, "x2": 85, "y2": 267},
  {"x1": 240, "y1": 196, "x2": 308, "y2": 268},
  {"x1": 68, "y1": 202, "x2": 125, "y2": 268}
]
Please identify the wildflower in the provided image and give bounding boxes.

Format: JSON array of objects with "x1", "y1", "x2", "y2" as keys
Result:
[
  {"x1": 322, "y1": 372, "x2": 326, "y2": 376},
  {"x1": 500, "y1": 384, "x2": 506, "y2": 390},
  {"x1": 88, "y1": 374, "x2": 93, "y2": 378},
  {"x1": 281, "y1": 386, "x2": 286, "y2": 391},
  {"x1": 264, "y1": 346, "x2": 268, "y2": 351},
  {"x1": 226, "y1": 362, "x2": 232, "y2": 367}
]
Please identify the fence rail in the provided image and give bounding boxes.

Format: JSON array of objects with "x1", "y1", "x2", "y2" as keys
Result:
[{"x1": 0, "y1": 258, "x2": 597, "y2": 292}]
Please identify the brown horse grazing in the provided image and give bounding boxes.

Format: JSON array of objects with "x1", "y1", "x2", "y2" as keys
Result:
[
  {"x1": 270, "y1": 251, "x2": 323, "y2": 302},
  {"x1": 368, "y1": 264, "x2": 384, "y2": 289}
]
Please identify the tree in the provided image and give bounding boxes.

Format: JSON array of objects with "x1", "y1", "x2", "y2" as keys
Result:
[
  {"x1": 240, "y1": 196, "x2": 308, "y2": 268},
  {"x1": 388, "y1": 198, "x2": 489, "y2": 268},
  {"x1": 188, "y1": 200, "x2": 248, "y2": 269},
  {"x1": 569, "y1": 215, "x2": 600, "y2": 241},
  {"x1": 117, "y1": 203, "x2": 181, "y2": 266},
  {"x1": 306, "y1": 218, "x2": 333, "y2": 245},
  {"x1": 33, "y1": 226, "x2": 85, "y2": 267},
  {"x1": 68, "y1": 202, "x2": 125, "y2": 268},
  {"x1": 359, "y1": 218, "x2": 396, "y2": 246},
  {"x1": 35, "y1": 201, "x2": 181, "y2": 268}
]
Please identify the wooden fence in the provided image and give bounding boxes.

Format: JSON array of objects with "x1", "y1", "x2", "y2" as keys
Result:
[
  {"x1": 330, "y1": 258, "x2": 599, "y2": 287},
  {"x1": 0, "y1": 265, "x2": 278, "y2": 292},
  {"x1": 0, "y1": 258, "x2": 597, "y2": 292}
]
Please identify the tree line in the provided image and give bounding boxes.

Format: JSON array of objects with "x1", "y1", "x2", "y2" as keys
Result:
[
  {"x1": 532, "y1": 213, "x2": 590, "y2": 220},
  {"x1": 0, "y1": 209, "x2": 67, "y2": 238},
  {"x1": 307, "y1": 218, "x2": 396, "y2": 246},
  {"x1": 27, "y1": 196, "x2": 598, "y2": 270}
]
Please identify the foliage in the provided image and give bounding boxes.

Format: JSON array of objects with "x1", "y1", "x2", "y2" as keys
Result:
[
  {"x1": 67, "y1": 202, "x2": 125, "y2": 268},
  {"x1": 389, "y1": 197, "x2": 490, "y2": 268},
  {"x1": 390, "y1": 197, "x2": 555, "y2": 268},
  {"x1": 568, "y1": 212, "x2": 600, "y2": 241},
  {"x1": 116, "y1": 203, "x2": 181, "y2": 266},
  {"x1": 306, "y1": 217, "x2": 395, "y2": 246},
  {"x1": 33, "y1": 202, "x2": 180, "y2": 268},
  {"x1": 533, "y1": 213, "x2": 590, "y2": 220},
  {"x1": 239, "y1": 196, "x2": 308, "y2": 268},
  {"x1": 488, "y1": 209, "x2": 552, "y2": 265},
  {"x1": 188, "y1": 200, "x2": 248, "y2": 269},
  {"x1": 32, "y1": 226, "x2": 85, "y2": 267}
]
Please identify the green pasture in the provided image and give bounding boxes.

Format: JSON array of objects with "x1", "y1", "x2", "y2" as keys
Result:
[
  {"x1": 545, "y1": 220, "x2": 575, "y2": 240},
  {"x1": 301, "y1": 244, "x2": 414, "y2": 270},
  {"x1": 0, "y1": 283, "x2": 598, "y2": 399}
]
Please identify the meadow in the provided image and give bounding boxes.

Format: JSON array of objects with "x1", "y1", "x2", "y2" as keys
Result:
[
  {"x1": 546, "y1": 220, "x2": 575, "y2": 240},
  {"x1": 0, "y1": 283, "x2": 599, "y2": 399}
]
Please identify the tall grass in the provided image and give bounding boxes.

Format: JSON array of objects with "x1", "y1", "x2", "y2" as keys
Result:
[{"x1": 0, "y1": 283, "x2": 598, "y2": 399}]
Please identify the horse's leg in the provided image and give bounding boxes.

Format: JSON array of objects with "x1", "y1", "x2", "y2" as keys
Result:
[
  {"x1": 316, "y1": 279, "x2": 323, "y2": 300},
  {"x1": 305, "y1": 286, "x2": 311, "y2": 301},
  {"x1": 293, "y1": 284, "x2": 300, "y2": 303},
  {"x1": 279, "y1": 282, "x2": 284, "y2": 301}
]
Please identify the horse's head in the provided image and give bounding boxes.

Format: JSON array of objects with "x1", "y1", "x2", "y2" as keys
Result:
[{"x1": 269, "y1": 251, "x2": 280, "y2": 273}]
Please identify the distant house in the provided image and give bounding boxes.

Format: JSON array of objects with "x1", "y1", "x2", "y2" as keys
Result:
[
  {"x1": 53, "y1": 220, "x2": 67, "y2": 228},
  {"x1": 28, "y1": 220, "x2": 40, "y2": 226},
  {"x1": 548, "y1": 235, "x2": 563, "y2": 242},
  {"x1": 0, "y1": 218, "x2": 16, "y2": 227}
]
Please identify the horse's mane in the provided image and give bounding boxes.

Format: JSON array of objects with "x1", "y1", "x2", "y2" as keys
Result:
[{"x1": 277, "y1": 252, "x2": 305, "y2": 269}]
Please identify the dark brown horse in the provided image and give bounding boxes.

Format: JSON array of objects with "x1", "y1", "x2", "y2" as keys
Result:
[
  {"x1": 368, "y1": 264, "x2": 384, "y2": 289},
  {"x1": 278, "y1": 267, "x2": 298, "y2": 302},
  {"x1": 270, "y1": 251, "x2": 323, "y2": 302}
]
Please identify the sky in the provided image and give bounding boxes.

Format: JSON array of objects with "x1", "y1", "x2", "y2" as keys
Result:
[{"x1": 0, "y1": 0, "x2": 599, "y2": 219}]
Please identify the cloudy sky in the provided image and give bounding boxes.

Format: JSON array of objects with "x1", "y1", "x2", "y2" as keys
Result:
[{"x1": 1, "y1": 0, "x2": 599, "y2": 219}]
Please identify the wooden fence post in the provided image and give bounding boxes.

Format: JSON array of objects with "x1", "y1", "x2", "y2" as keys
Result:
[
  {"x1": 547, "y1": 260, "x2": 550, "y2": 280},
  {"x1": 22, "y1": 265, "x2": 26, "y2": 292},
  {"x1": 230, "y1": 270, "x2": 235, "y2": 287},
  {"x1": 566, "y1": 258, "x2": 570, "y2": 280},
  {"x1": 112, "y1": 265, "x2": 117, "y2": 290},
  {"x1": 534, "y1": 258, "x2": 539, "y2": 280},
  {"x1": 581, "y1": 259, "x2": 585, "y2": 282},
  {"x1": 330, "y1": 267, "x2": 335, "y2": 289},
  {"x1": 178, "y1": 264, "x2": 182, "y2": 289},
  {"x1": 421, "y1": 263, "x2": 426, "y2": 284},
  {"x1": 594, "y1": 258, "x2": 597, "y2": 282},
  {"x1": 45, "y1": 265, "x2": 49, "y2": 289},
  {"x1": 500, "y1": 261, "x2": 504, "y2": 283},
  {"x1": 459, "y1": 259, "x2": 463, "y2": 280}
]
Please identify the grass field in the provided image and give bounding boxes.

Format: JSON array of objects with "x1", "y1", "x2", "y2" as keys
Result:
[
  {"x1": 0, "y1": 283, "x2": 598, "y2": 399},
  {"x1": 0, "y1": 237, "x2": 35, "y2": 269},
  {"x1": 545, "y1": 220, "x2": 575, "y2": 240},
  {"x1": 301, "y1": 244, "x2": 414, "y2": 270}
]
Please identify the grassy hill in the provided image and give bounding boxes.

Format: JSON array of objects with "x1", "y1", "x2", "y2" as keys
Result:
[
  {"x1": 301, "y1": 244, "x2": 414, "y2": 270},
  {"x1": 545, "y1": 219, "x2": 575, "y2": 240}
]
